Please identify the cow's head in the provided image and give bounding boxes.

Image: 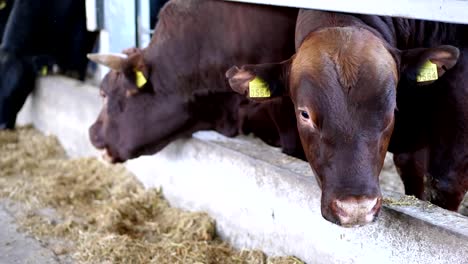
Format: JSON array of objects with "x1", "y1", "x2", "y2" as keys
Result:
[
  {"x1": 87, "y1": 49, "x2": 195, "y2": 163},
  {"x1": 227, "y1": 27, "x2": 459, "y2": 226},
  {"x1": 87, "y1": 48, "x2": 244, "y2": 163}
]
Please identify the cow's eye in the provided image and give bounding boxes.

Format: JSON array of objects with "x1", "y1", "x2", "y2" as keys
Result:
[{"x1": 298, "y1": 108, "x2": 317, "y2": 129}]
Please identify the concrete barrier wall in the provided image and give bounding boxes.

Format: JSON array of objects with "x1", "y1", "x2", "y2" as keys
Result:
[{"x1": 17, "y1": 76, "x2": 468, "y2": 264}]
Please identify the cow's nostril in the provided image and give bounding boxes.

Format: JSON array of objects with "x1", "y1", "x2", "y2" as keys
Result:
[{"x1": 332, "y1": 197, "x2": 381, "y2": 227}]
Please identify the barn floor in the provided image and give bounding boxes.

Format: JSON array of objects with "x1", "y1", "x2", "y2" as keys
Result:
[
  {"x1": 0, "y1": 127, "x2": 304, "y2": 264},
  {"x1": 0, "y1": 201, "x2": 64, "y2": 264}
]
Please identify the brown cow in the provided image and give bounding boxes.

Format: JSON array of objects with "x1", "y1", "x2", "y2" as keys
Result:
[
  {"x1": 87, "y1": 0, "x2": 304, "y2": 163},
  {"x1": 227, "y1": 9, "x2": 466, "y2": 226}
]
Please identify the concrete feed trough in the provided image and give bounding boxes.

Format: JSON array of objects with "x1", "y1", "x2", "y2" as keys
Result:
[{"x1": 18, "y1": 76, "x2": 468, "y2": 264}]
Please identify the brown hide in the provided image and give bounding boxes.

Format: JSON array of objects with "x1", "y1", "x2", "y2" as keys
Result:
[
  {"x1": 227, "y1": 9, "x2": 466, "y2": 226},
  {"x1": 89, "y1": 0, "x2": 303, "y2": 163},
  {"x1": 289, "y1": 26, "x2": 397, "y2": 226}
]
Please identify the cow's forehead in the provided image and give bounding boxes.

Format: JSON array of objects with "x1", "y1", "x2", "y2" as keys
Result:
[
  {"x1": 290, "y1": 27, "x2": 398, "y2": 96},
  {"x1": 101, "y1": 71, "x2": 122, "y2": 92}
]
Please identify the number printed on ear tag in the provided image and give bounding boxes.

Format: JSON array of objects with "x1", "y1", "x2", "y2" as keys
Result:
[
  {"x1": 249, "y1": 77, "x2": 271, "y2": 98},
  {"x1": 416, "y1": 60, "x2": 438, "y2": 82}
]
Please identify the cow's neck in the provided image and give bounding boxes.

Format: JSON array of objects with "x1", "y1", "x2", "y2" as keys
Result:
[
  {"x1": 187, "y1": 90, "x2": 245, "y2": 137},
  {"x1": 297, "y1": 10, "x2": 468, "y2": 51},
  {"x1": 390, "y1": 19, "x2": 468, "y2": 49},
  {"x1": 145, "y1": 44, "x2": 243, "y2": 137},
  {"x1": 295, "y1": 10, "x2": 397, "y2": 49},
  {"x1": 146, "y1": 51, "x2": 234, "y2": 99},
  {"x1": 149, "y1": 72, "x2": 240, "y2": 137},
  {"x1": 362, "y1": 16, "x2": 468, "y2": 49}
]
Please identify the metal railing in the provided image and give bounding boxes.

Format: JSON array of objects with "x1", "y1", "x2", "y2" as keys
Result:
[{"x1": 226, "y1": 0, "x2": 468, "y2": 24}]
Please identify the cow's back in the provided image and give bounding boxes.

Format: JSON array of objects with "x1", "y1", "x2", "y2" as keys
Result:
[
  {"x1": 147, "y1": 0, "x2": 298, "y2": 93},
  {"x1": 150, "y1": 0, "x2": 302, "y2": 157}
]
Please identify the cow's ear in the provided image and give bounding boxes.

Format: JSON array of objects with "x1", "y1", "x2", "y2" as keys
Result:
[
  {"x1": 400, "y1": 45, "x2": 459, "y2": 85},
  {"x1": 122, "y1": 49, "x2": 153, "y2": 95},
  {"x1": 225, "y1": 59, "x2": 292, "y2": 101}
]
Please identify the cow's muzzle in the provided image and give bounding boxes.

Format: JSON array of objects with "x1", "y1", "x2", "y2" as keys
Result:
[{"x1": 329, "y1": 196, "x2": 382, "y2": 227}]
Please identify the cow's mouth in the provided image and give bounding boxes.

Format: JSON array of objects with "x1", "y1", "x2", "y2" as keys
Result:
[
  {"x1": 97, "y1": 139, "x2": 170, "y2": 164},
  {"x1": 99, "y1": 148, "x2": 122, "y2": 164}
]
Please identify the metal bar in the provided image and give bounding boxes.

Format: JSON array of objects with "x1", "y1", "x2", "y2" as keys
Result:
[
  {"x1": 135, "y1": 0, "x2": 141, "y2": 47},
  {"x1": 137, "y1": 0, "x2": 151, "y2": 48},
  {"x1": 225, "y1": 0, "x2": 468, "y2": 24},
  {"x1": 85, "y1": 0, "x2": 98, "y2": 31}
]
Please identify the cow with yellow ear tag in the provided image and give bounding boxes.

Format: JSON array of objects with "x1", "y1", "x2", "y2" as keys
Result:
[
  {"x1": 227, "y1": 9, "x2": 467, "y2": 225},
  {"x1": 87, "y1": 0, "x2": 305, "y2": 164}
]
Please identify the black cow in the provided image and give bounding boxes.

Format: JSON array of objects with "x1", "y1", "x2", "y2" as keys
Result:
[
  {"x1": 0, "y1": 0, "x2": 97, "y2": 129},
  {"x1": 150, "y1": 0, "x2": 170, "y2": 28},
  {"x1": 0, "y1": 0, "x2": 14, "y2": 41}
]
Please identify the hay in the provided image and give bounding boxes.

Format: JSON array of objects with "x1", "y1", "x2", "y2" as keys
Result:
[
  {"x1": 0, "y1": 125, "x2": 65, "y2": 177},
  {"x1": 0, "y1": 127, "x2": 304, "y2": 264},
  {"x1": 383, "y1": 195, "x2": 420, "y2": 206}
]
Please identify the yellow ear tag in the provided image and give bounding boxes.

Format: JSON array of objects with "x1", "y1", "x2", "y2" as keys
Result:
[
  {"x1": 416, "y1": 60, "x2": 438, "y2": 82},
  {"x1": 248, "y1": 77, "x2": 271, "y2": 98},
  {"x1": 40, "y1": 66, "x2": 48, "y2": 76},
  {"x1": 0, "y1": 1, "x2": 6, "y2": 10},
  {"x1": 135, "y1": 70, "x2": 147, "y2": 88}
]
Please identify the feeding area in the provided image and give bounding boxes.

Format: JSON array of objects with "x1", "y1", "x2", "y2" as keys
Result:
[
  {"x1": 1, "y1": 0, "x2": 468, "y2": 263},
  {"x1": 5, "y1": 77, "x2": 466, "y2": 264},
  {"x1": 0, "y1": 126, "x2": 303, "y2": 263}
]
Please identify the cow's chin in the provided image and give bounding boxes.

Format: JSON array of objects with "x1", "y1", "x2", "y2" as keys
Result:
[
  {"x1": 115, "y1": 138, "x2": 176, "y2": 163},
  {"x1": 130, "y1": 142, "x2": 171, "y2": 160},
  {"x1": 93, "y1": 134, "x2": 175, "y2": 164},
  {"x1": 126, "y1": 126, "x2": 200, "y2": 161},
  {"x1": 99, "y1": 148, "x2": 123, "y2": 164}
]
